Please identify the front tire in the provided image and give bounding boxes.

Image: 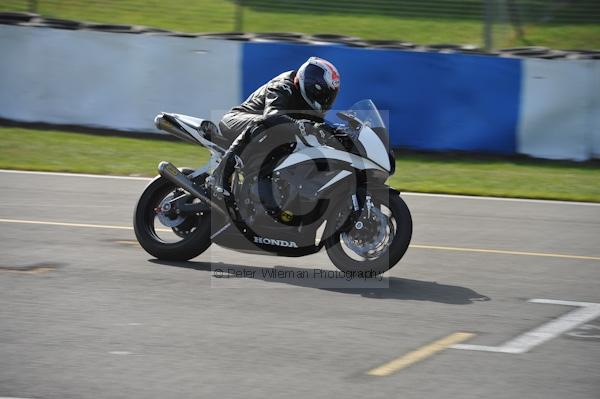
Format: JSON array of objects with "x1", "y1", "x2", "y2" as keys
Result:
[
  {"x1": 325, "y1": 189, "x2": 412, "y2": 276},
  {"x1": 133, "y1": 170, "x2": 212, "y2": 261}
]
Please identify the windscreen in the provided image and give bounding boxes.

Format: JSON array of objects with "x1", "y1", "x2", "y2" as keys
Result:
[{"x1": 345, "y1": 99, "x2": 390, "y2": 152}]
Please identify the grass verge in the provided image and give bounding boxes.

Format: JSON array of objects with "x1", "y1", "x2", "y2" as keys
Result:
[
  {"x1": 1, "y1": 127, "x2": 599, "y2": 202},
  {"x1": 2, "y1": 0, "x2": 599, "y2": 49}
]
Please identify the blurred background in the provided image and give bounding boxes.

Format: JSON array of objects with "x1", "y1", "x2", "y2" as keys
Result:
[
  {"x1": 0, "y1": 1, "x2": 598, "y2": 201},
  {"x1": 1, "y1": 0, "x2": 599, "y2": 50}
]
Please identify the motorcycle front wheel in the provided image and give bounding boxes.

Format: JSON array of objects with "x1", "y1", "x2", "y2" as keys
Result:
[
  {"x1": 133, "y1": 169, "x2": 212, "y2": 261},
  {"x1": 325, "y1": 188, "x2": 412, "y2": 276}
]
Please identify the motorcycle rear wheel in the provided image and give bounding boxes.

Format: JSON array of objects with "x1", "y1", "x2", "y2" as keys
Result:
[
  {"x1": 133, "y1": 170, "x2": 212, "y2": 261},
  {"x1": 325, "y1": 189, "x2": 412, "y2": 276}
]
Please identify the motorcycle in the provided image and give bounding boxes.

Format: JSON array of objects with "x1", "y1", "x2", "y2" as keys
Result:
[{"x1": 134, "y1": 99, "x2": 412, "y2": 275}]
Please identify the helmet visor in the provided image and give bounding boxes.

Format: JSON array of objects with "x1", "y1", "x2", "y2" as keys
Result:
[{"x1": 303, "y1": 64, "x2": 339, "y2": 111}]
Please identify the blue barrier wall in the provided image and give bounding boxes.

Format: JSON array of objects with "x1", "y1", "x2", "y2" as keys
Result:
[
  {"x1": 242, "y1": 43, "x2": 521, "y2": 154},
  {"x1": 242, "y1": 42, "x2": 522, "y2": 155}
]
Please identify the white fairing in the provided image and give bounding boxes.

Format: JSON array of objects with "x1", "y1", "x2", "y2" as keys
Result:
[
  {"x1": 174, "y1": 113, "x2": 204, "y2": 130},
  {"x1": 274, "y1": 146, "x2": 387, "y2": 172},
  {"x1": 274, "y1": 120, "x2": 391, "y2": 174},
  {"x1": 317, "y1": 170, "x2": 353, "y2": 192},
  {"x1": 165, "y1": 113, "x2": 226, "y2": 154},
  {"x1": 358, "y1": 125, "x2": 391, "y2": 172},
  {"x1": 176, "y1": 118, "x2": 205, "y2": 143}
]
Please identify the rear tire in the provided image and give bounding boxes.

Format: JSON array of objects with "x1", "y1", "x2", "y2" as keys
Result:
[
  {"x1": 133, "y1": 170, "x2": 212, "y2": 261},
  {"x1": 325, "y1": 189, "x2": 412, "y2": 276}
]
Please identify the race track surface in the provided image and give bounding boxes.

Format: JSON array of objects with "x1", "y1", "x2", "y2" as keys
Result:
[{"x1": 1, "y1": 170, "x2": 599, "y2": 399}]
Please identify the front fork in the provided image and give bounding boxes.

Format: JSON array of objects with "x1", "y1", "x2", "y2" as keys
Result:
[{"x1": 323, "y1": 174, "x2": 385, "y2": 243}]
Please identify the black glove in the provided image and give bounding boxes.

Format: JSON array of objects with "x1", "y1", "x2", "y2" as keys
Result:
[
  {"x1": 294, "y1": 120, "x2": 328, "y2": 145},
  {"x1": 319, "y1": 123, "x2": 353, "y2": 147},
  {"x1": 316, "y1": 122, "x2": 347, "y2": 147},
  {"x1": 297, "y1": 120, "x2": 351, "y2": 147}
]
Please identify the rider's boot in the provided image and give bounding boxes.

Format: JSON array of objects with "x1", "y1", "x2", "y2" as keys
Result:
[
  {"x1": 209, "y1": 153, "x2": 242, "y2": 198},
  {"x1": 208, "y1": 127, "x2": 251, "y2": 198},
  {"x1": 208, "y1": 117, "x2": 289, "y2": 199}
]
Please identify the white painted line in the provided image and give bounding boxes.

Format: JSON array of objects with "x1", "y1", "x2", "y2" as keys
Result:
[
  {"x1": 1, "y1": 169, "x2": 598, "y2": 206},
  {"x1": 109, "y1": 351, "x2": 132, "y2": 355},
  {"x1": 452, "y1": 299, "x2": 600, "y2": 354},
  {"x1": 0, "y1": 169, "x2": 151, "y2": 181}
]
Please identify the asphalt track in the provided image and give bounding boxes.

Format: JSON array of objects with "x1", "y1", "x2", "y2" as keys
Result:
[{"x1": 1, "y1": 169, "x2": 599, "y2": 399}]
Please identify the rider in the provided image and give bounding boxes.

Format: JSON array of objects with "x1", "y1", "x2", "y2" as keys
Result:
[{"x1": 210, "y1": 56, "x2": 341, "y2": 196}]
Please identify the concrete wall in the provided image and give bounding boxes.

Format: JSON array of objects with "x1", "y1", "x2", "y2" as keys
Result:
[
  {"x1": 0, "y1": 25, "x2": 241, "y2": 132},
  {"x1": 517, "y1": 59, "x2": 599, "y2": 161}
]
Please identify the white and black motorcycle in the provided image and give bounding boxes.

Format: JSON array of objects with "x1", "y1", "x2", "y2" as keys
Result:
[{"x1": 134, "y1": 99, "x2": 412, "y2": 275}]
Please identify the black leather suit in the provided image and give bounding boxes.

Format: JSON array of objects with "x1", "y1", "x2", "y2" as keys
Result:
[
  {"x1": 214, "y1": 71, "x2": 330, "y2": 192},
  {"x1": 219, "y1": 70, "x2": 324, "y2": 143}
]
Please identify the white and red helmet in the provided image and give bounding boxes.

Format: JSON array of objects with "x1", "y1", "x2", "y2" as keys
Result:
[{"x1": 296, "y1": 57, "x2": 340, "y2": 112}]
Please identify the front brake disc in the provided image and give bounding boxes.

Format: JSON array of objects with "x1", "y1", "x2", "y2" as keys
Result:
[{"x1": 341, "y1": 207, "x2": 388, "y2": 258}]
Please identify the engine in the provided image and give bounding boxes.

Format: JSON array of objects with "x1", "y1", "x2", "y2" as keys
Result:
[{"x1": 238, "y1": 160, "x2": 346, "y2": 228}]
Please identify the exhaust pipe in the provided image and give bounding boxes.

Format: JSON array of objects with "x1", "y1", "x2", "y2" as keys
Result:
[
  {"x1": 158, "y1": 161, "x2": 226, "y2": 216},
  {"x1": 154, "y1": 114, "x2": 197, "y2": 144}
]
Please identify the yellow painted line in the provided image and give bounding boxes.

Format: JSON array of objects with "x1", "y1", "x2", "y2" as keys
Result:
[
  {"x1": 0, "y1": 267, "x2": 55, "y2": 275},
  {"x1": 0, "y1": 218, "x2": 133, "y2": 230},
  {"x1": 115, "y1": 240, "x2": 141, "y2": 246},
  {"x1": 1, "y1": 218, "x2": 598, "y2": 260},
  {"x1": 367, "y1": 332, "x2": 475, "y2": 376},
  {"x1": 411, "y1": 244, "x2": 600, "y2": 261}
]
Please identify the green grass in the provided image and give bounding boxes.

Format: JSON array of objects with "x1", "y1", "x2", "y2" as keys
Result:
[
  {"x1": 0, "y1": 127, "x2": 210, "y2": 176},
  {"x1": 1, "y1": 0, "x2": 598, "y2": 48},
  {"x1": 2, "y1": 127, "x2": 599, "y2": 202},
  {"x1": 388, "y1": 153, "x2": 600, "y2": 202}
]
